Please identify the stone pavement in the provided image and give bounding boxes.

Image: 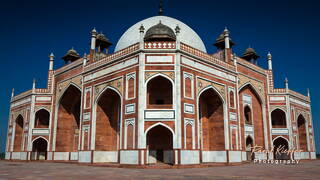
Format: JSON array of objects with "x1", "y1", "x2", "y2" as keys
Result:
[{"x1": 0, "y1": 160, "x2": 319, "y2": 180}]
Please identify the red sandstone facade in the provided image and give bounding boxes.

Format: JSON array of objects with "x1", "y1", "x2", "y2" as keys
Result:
[{"x1": 5, "y1": 15, "x2": 316, "y2": 165}]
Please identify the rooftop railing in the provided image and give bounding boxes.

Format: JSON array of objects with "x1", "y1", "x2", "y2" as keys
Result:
[
  {"x1": 84, "y1": 43, "x2": 140, "y2": 72},
  {"x1": 144, "y1": 41, "x2": 176, "y2": 49},
  {"x1": 180, "y1": 43, "x2": 236, "y2": 71}
]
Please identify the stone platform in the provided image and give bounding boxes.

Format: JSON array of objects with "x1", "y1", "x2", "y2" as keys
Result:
[{"x1": 0, "y1": 160, "x2": 319, "y2": 179}]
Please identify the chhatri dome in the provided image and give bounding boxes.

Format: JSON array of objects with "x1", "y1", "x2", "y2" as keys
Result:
[{"x1": 115, "y1": 15, "x2": 207, "y2": 52}]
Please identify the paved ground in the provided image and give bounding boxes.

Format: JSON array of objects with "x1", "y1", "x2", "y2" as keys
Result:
[{"x1": 0, "y1": 160, "x2": 319, "y2": 180}]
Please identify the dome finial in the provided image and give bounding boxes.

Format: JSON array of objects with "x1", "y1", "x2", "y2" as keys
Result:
[
  {"x1": 267, "y1": 51, "x2": 272, "y2": 70},
  {"x1": 158, "y1": 0, "x2": 164, "y2": 15},
  {"x1": 224, "y1": 27, "x2": 229, "y2": 33}
]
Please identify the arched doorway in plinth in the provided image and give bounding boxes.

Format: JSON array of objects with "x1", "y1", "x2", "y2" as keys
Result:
[
  {"x1": 146, "y1": 124, "x2": 173, "y2": 164},
  {"x1": 297, "y1": 115, "x2": 307, "y2": 151},
  {"x1": 245, "y1": 136, "x2": 254, "y2": 161},
  {"x1": 56, "y1": 84, "x2": 81, "y2": 152},
  {"x1": 95, "y1": 87, "x2": 121, "y2": 151},
  {"x1": 31, "y1": 137, "x2": 48, "y2": 160},
  {"x1": 198, "y1": 87, "x2": 225, "y2": 151},
  {"x1": 273, "y1": 137, "x2": 289, "y2": 160},
  {"x1": 13, "y1": 115, "x2": 24, "y2": 152}
]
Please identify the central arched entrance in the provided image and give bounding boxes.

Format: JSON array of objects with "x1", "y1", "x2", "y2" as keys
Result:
[
  {"x1": 31, "y1": 138, "x2": 48, "y2": 160},
  {"x1": 198, "y1": 87, "x2": 224, "y2": 151},
  {"x1": 273, "y1": 137, "x2": 290, "y2": 160},
  {"x1": 147, "y1": 125, "x2": 173, "y2": 164}
]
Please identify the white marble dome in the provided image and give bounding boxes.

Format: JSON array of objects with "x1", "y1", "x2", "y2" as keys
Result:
[{"x1": 115, "y1": 16, "x2": 207, "y2": 52}]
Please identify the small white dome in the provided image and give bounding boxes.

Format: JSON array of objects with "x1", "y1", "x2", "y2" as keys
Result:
[{"x1": 115, "y1": 16, "x2": 207, "y2": 52}]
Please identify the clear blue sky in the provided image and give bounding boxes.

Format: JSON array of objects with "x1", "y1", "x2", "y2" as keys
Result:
[{"x1": 0, "y1": 0, "x2": 319, "y2": 153}]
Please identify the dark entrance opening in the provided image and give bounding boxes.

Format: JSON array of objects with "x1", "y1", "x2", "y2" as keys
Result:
[
  {"x1": 246, "y1": 136, "x2": 254, "y2": 161},
  {"x1": 147, "y1": 125, "x2": 173, "y2": 164},
  {"x1": 273, "y1": 137, "x2": 290, "y2": 160},
  {"x1": 147, "y1": 76, "x2": 173, "y2": 109},
  {"x1": 32, "y1": 138, "x2": 48, "y2": 160},
  {"x1": 34, "y1": 109, "x2": 50, "y2": 128},
  {"x1": 156, "y1": 149, "x2": 164, "y2": 162},
  {"x1": 95, "y1": 88, "x2": 121, "y2": 151},
  {"x1": 297, "y1": 115, "x2": 307, "y2": 151},
  {"x1": 56, "y1": 85, "x2": 81, "y2": 152},
  {"x1": 271, "y1": 109, "x2": 286, "y2": 128},
  {"x1": 199, "y1": 88, "x2": 224, "y2": 151}
]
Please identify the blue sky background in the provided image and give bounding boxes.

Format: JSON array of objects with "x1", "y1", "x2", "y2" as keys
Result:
[{"x1": 0, "y1": 0, "x2": 319, "y2": 153}]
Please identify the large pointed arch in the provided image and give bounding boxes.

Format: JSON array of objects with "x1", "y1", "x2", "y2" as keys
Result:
[
  {"x1": 297, "y1": 114, "x2": 307, "y2": 151},
  {"x1": 239, "y1": 83, "x2": 265, "y2": 150},
  {"x1": 57, "y1": 82, "x2": 82, "y2": 102},
  {"x1": 13, "y1": 114, "x2": 24, "y2": 152},
  {"x1": 238, "y1": 82, "x2": 263, "y2": 104},
  {"x1": 95, "y1": 86, "x2": 122, "y2": 151},
  {"x1": 56, "y1": 84, "x2": 81, "y2": 152},
  {"x1": 197, "y1": 85, "x2": 225, "y2": 151},
  {"x1": 94, "y1": 86, "x2": 122, "y2": 104},
  {"x1": 197, "y1": 85, "x2": 225, "y2": 104}
]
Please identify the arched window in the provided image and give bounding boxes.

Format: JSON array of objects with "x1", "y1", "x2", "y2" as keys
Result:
[
  {"x1": 147, "y1": 76, "x2": 172, "y2": 109},
  {"x1": 271, "y1": 109, "x2": 286, "y2": 128},
  {"x1": 34, "y1": 109, "x2": 50, "y2": 128},
  {"x1": 244, "y1": 106, "x2": 252, "y2": 124}
]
